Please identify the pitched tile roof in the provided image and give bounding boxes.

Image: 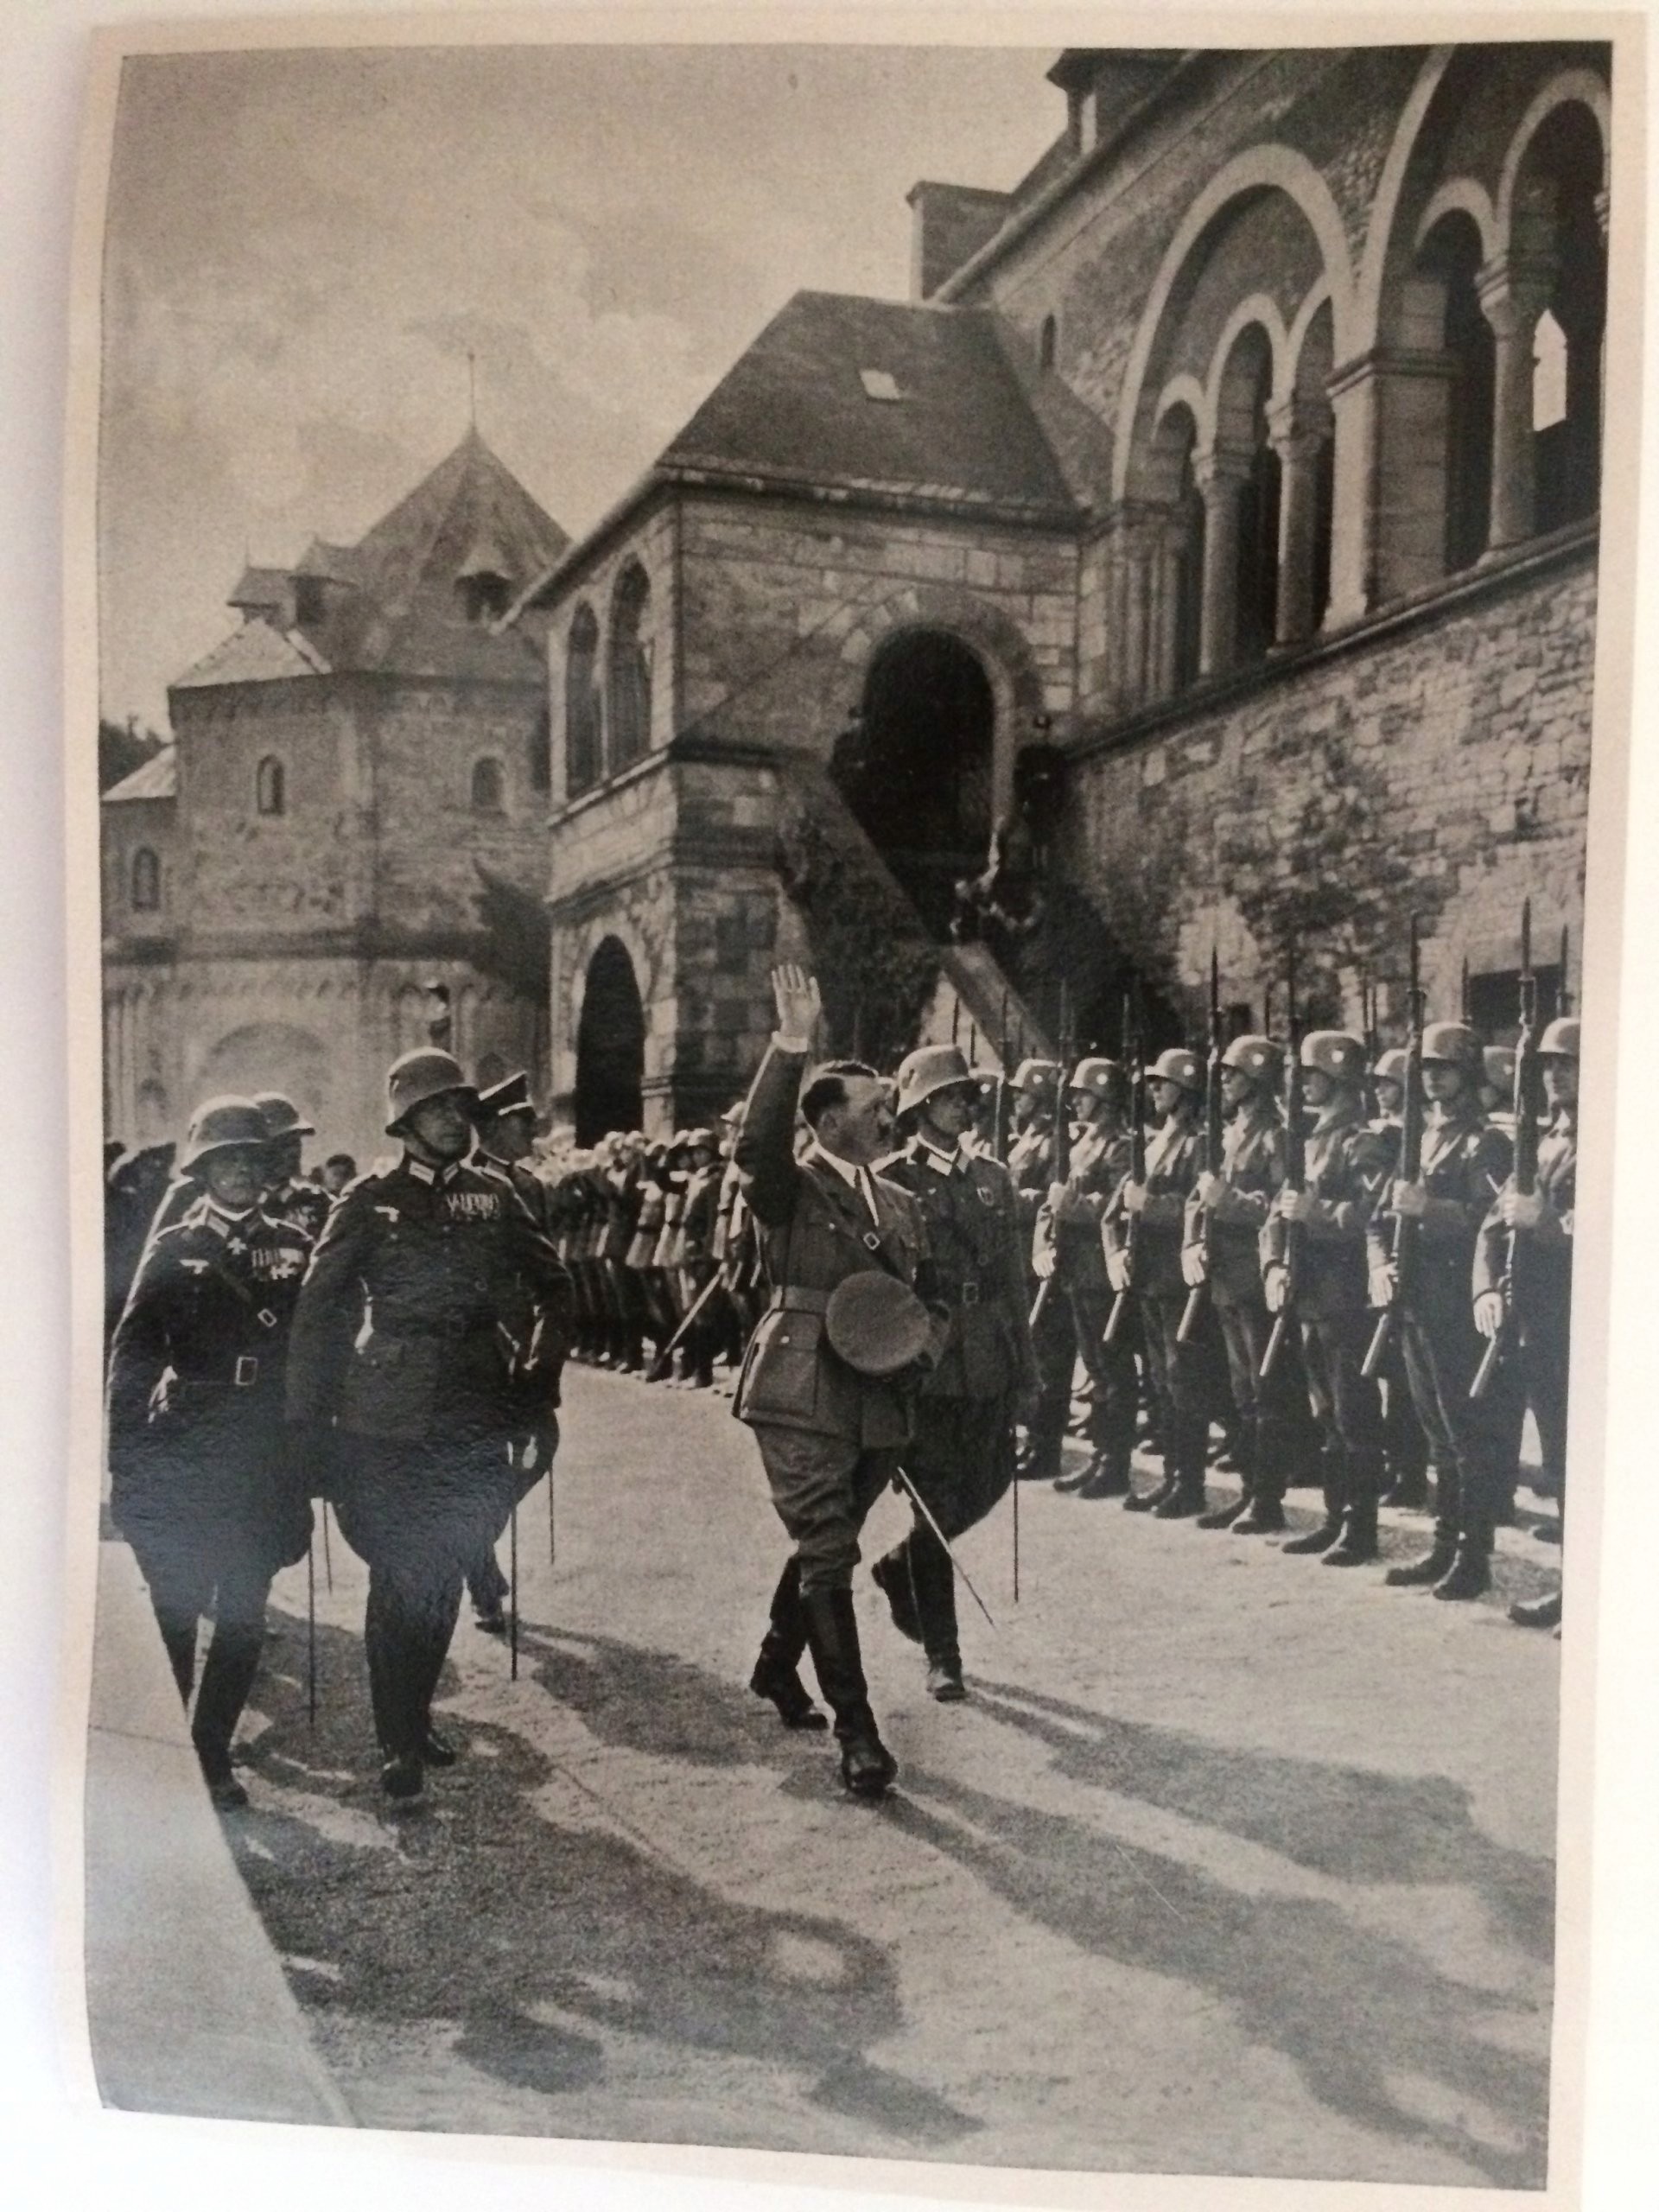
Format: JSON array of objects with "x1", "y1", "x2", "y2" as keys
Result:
[
  {"x1": 660, "y1": 291, "x2": 1078, "y2": 518},
  {"x1": 103, "y1": 746, "x2": 178, "y2": 803},
  {"x1": 173, "y1": 433, "x2": 569, "y2": 694}
]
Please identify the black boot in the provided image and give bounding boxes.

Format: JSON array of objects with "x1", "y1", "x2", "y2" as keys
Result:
[
  {"x1": 191, "y1": 1618, "x2": 264, "y2": 1810},
  {"x1": 1380, "y1": 1465, "x2": 1430, "y2": 1510},
  {"x1": 801, "y1": 1589, "x2": 896, "y2": 1798},
  {"x1": 1510, "y1": 1587, "x2": 1562, "y2": 1630},
  {"x1": 1124, "y1": 1468, "x2": 1177, "y2": 1514},
  {"x1": 1385, "y1": 1529, "x2": 1459, "y2": 1586},
  {"x1": 871, "y1": 1544, "x2": 923, "y2": 1644},
  {"x1": 1231, "y1": 1485, "x2": 1286, "y2": 1533},
  {"x1": 1153, "y1": 1465, "x2": 1206, "y2": 1519},
  {"x1": 1323, "y1": 1495, "x2": 1379, "y2": 1567},
  {"x1": 1018, "y1": 1433, "x2": 1064, "y2": 1484},
  {"x1": 750, "y1": 1558, "x2": 829, "y2": 1729},
  {"x1": 1077, "y1": 1452, "x2": 1132, "y2": 1500},
  {"x1": 1197, "y1": 1483, "x2": 1251, "y2": 1529},
  {"x1": 1433, "y1": 1529, "x2": 1492, "y2": 1602},
  {"x1": 907, "y1": 1529, "x2": 965, "y2": 1702},
  {"x1": 1282, "y1": 1468, "x2": 1344, "y2": 1554}
]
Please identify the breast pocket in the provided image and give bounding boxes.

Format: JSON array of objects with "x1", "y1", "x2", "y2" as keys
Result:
[{"x1": 736, "y1": 1308, "x2": 824, "y2": 1425}]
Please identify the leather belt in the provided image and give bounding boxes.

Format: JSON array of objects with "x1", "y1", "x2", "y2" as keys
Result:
[
  {"x1": 767, "y1": 1287, "x2": 830, "y2": 1315},
  {"x1": 171, "y1": 1354, "x2": 267, "y2": 1390}
]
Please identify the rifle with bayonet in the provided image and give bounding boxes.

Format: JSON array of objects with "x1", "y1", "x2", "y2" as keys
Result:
[
  {"x1": 1362, "y1": 914, "x2": 1425, "y2": 1379},
  {"x1": 1260, "y1": 949, "x2": 1303, "y2": 1378},
  {"x1": 1178, "y1": 948, "x2": 1224, "y2": 1344},
  {"x1": 1471, "y1": 900, "x2": 1541, "y2": 1400},
  {"x1": 1103, "y1": 990, "x2": 1146, "y2": 1345},
  {"x1": 1027, "y1": 983, "x2": 1074, "y2": 1326},
  {"x1": 990, "y1": 988, "x2": 1013, "y2": 1165}
]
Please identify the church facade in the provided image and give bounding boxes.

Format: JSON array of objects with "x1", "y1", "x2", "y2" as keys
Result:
[
  {"x1": 101, "y1": 431, "x2": 566, "y2": 1162},
  {"x1": 514, "y1": 42, "x2": 1607, "y2": 1135}
]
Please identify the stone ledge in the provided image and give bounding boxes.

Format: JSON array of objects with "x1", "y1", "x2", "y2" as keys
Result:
[{"x1": 84, "y1": 1539, "x2": 353, "y2": 2127}]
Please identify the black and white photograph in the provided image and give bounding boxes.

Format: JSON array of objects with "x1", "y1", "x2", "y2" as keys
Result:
[{"x1": 64, "y1": 11, "x2": 1641, "y2": 2205}]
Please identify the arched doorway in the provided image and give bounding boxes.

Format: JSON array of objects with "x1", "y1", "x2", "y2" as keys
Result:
[
  {"x1": 834, "y1": 628, "x2": 995, "y2": 938},
  {"x1": 575, "y1": 937, "x2": 645, "y2": 1143}
]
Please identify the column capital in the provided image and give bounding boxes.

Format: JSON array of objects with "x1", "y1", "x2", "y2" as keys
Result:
[
  {"x1": 1192, "y1": 442, "x2": 1255, "y2": 494},
  {"x1": 1476, "y1": 250, "x2": 1560, "y2": 337},
  {"x1": 1266, "y1": 394, "x2": 1329, "y2": 463}
]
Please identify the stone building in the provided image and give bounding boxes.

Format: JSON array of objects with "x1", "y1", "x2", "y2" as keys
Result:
[
  {"x1": 102, "y1": 430, "x2": 567, "y2": 1161},
  {"x1": 513, "y1": 41, "x2": 1606, "y2": 1136}
]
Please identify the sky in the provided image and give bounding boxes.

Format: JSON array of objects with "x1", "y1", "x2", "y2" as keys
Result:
[{"x1": 99, "y1": 41, "x2": 1063, "y2": 731}]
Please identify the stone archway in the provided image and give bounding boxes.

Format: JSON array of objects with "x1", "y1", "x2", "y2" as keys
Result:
[
  {"x1": 575, "y1": 936, "x2": 645, "y2": 1144},
  {"x1": 832, "y1": 627, "x2": 996, "y2": 938}
]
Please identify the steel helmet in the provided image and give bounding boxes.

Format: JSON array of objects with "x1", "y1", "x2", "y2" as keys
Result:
[
  {"x1": 1011, "y1": 1058, "x2": 1060, "y2": 1094},
  {"x1": 893, "y1": 1044, "x2": 976, "y2": 1119},
  {"x1": 1419, "y1": 1020, "x2": 1484, "y2": 1074},
  {"x1": 385, "y1": 1049, "x2": 477, "y2": 1135},
  {"x1": 1066, "y1": 1055, "x2": 1125, "y2": 1101},
  {"x1": 823, "y1": 1271, "x2": 934, "y2": 1376},
  {"x1": 1149, "y1": 1047, "x2": 1203, "y2": 1094},
  {"x1": 181, "y1": 1096, "x2": 270, "y2": 1177},
  {"x1": 1372, "y1": 1047, "x2": 1408, "y2": 1085},
  {"x1": 1539, "y1": 1017, "x2": 1581, "y2": 1059},
  {"x1": 477, "y1": 1071, "x2": 534, "y2": 1122},
  {"x1": 1221, "y1": 1033, "x2": 1281, "y2": 1081},
  {"x1": 1300, "y1": 1031, "x2": 1368, "y2": 1083},
  {"x1": 252, "y1": 1092, "x2": 315, "y2": 1141}
]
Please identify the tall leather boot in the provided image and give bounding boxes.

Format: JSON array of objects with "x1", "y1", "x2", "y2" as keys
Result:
[
  {"x1": 1282, "y1": 1460, "x2": 1345, "y2": 1554},
  {"x1": 750, "y1": 1557, "x2": 829, "y2": 1729},
  {"x1": 801, "y1": 1588, "x2": 897, "y2": 1797},
  {"x1": 871, "y1": 1540, "x2": 923, "y2": 1643},
  {"x1": 1077, "y1": 1450, "x2": 1133, "y2": 1501},
  {"x1": 1124, "y1": 1465, "x2": 1178, "y2": 1513},
  {"x1": 1153, "y1": 1455, "x2": 1207, "y2": 1518},
  {"x1": 1018, "y1": 1430, "x2": 1065, "y2": 1484},
  {"x1": 190, "y1": 1618, "x2": 264, "y2": 1808},
  {"x1": 1384, "y1": 1525, "x2": 1458, "y2": 1586},
  {"x1": 1323, "y1": 1491, "x2": 1379, "y2": 1567},
  {"x1": 1198, "y1": 1433, "x2": 1253, "y2": 1526},
  {"x1": 1433, "y1": 1519, "x2": 1493, "y2": 1601},
  {"x1": 906, "y1": 1528, "x2": 964, "y2": 1701}
]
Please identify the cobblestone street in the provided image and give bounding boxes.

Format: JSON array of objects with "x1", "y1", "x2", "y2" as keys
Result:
[{"x1": 207, "y1": 1363, "x2": 1563, "y2": 2187}]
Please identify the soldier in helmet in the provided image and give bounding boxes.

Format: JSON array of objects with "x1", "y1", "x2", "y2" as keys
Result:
[
  {"x1": 1107, "y1": 1046, "x2": 1217, "y2": 1517},
  {"x1": 1475, "y1": 1014, "x2": 1579, "y2": 1629},
  {"x1": 1185, "y1": 1033, "x2": 1300, "y2": 1532},
  {"x1": 1265, "y1": 1032, "x2": 1391, "y2": 1564},
  {"x1": 1368, "y1": 1046, "x2": 1432, "y2": 1511},
  {"x1": 106, "y1": 1098, "x2": 315, "y2": 1809},
  {"x1": 1375, "y1": 1021, "x2": 1514, "y2": 1599},
  {"x1": 876, "y1": 1044, "x2": 1036, "y2": 1698},
  {"x1": 1004, "y1": 1059, "x2": 1069, "y2": 1478},
  {"x1": 284, "y1": 1049, "x2": 572, "y2": 1801},
  {"x1": 1031, "y1": 1056, "x2": 1138, "y2": 1499},
  {"x1": 253, "y1": 1094, "x2": 332, "y2": 1241},
  {"x1": 732, "y1": 965, "x2": 947, "y2": 1798}
]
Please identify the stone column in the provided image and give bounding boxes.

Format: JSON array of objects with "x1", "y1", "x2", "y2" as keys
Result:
[
  {"x1": 1477, "y1": 244, "x2": 1560, "y2": 553},
  {"x1": 1192, "y1": 445, "x2": 1252, "y2": 677},
  {"x1": 1267, "y1": 398, "x2": 1329, "y2": 645}
]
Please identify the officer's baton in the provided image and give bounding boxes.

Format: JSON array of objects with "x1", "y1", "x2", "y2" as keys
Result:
[
  {"x1": 893, "y1": 1462, "x2": 996, "y2": 1630},
  {"x1": 548, "y1": 1451, "x2": 556, "y2": 1567},
  {"x1": 306, "y1": 1533, "x2": 317, "y2": 1729},
  {"x1": 645, "y1": 1267, "x2": 724, "y2": 1380},
  {"x1": 321, "y1": 1501, "x2": 334, "y2": 1594},
  {"x1": 1012, "y1": 1444, "x2": 1020, "y2": 1605},
  {"x1": 1028, "y1": 1276, "x2": 1052, "y2": 1328}
]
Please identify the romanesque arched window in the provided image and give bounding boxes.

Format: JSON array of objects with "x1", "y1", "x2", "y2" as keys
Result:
[
  {"x1": 1416, "y1": 211, "x2": 1495, "y2": 575},
  {"x1": 607, "y1": 563, "x2": 653, "y2": 774},
  {"x1": 255, "y1": 754, "x2": 286, "y2": 816},
  {"x1": 130, "y1": 846, "x2": 161, "y2": 912},
  {"x1": 470, "y1": 756, "x2": 505, "y2": 812},
  {"x1": 1515, "y1": 100, "x2": 1606, "y2": 533},
  {"x1": 565, "y1": 602, "x2": 603, "y2": 798},
  {"x1": 1204, "y1": 321, "x2": 1280, "y2": 674}
]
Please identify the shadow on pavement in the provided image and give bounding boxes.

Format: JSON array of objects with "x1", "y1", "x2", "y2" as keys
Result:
[{"x1": 230, "y1": 1607, "x2": 978, "y2": 2152}]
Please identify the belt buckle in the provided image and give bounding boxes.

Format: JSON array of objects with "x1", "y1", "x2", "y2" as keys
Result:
[
  {"x1": 233, "y1": 1355, "x2": 259, "y2": 1388},
  {"x1": 960, "y1": 1281, "x2": 980, "y2": 1306}
]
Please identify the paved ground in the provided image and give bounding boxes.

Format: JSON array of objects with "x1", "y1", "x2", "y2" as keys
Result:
[{"x1": 219, "y1": 1363, "x2": 1561, "y2": 2187}]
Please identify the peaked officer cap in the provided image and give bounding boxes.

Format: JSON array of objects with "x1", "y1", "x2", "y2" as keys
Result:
[
  {"x1": 1372, "y1": 1046, "x2": 1408, "y2": 1084},
  {"x1": 1300, "y1": 1030, "x2": 1368, "y2": 1081},
  {"x1": 894, "y1": 1044, "x2": 976, "y2": 1119},
  {"x1": 1066, "y1": 1056, "x2": 1124, "y2": 1099},
  {"x1": 385, "y1": 1049, "x2": 478, "y2": 1135},
  {"x1": 477, "y1": 1071, "x2": 534, "y2": 1121},
  {"x1": 1419, "y1": 1020, "x2": 1484, "y2": 1072},
  {"x1": 1483, "y1": 1046, "x2": 1517, "y2": 1090},
  {"x1": 1011, "y1": 1058, "x2": 1060, "y2": 1093},
  {"x1": 824, "y1": 1270, "x2": 934, "y2": 1376},
  {"x1": 1150, "y1": 1046, "x2": 1204, "y2": 1093},
  {"x1": 1221, "y1": 1033, "x2": 1281, "y2": 1079},
  {"x1": 1540, "y1": 1016, "x2": 1581, "y2": 1059},
  {"x1": 182, "y1": 1096, "x2": 271, "y2": 1175},
  {"x1": 252, "y1": 1091, "x2": 315, "y2": 1141}
]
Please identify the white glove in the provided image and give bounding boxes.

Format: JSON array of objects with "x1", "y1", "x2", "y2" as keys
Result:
[
  {"x1": 1473, "y1": 1289, "x2": 1505, "y2": 1340},
  {"x1": 1105, "y1": 1249, "x2": 1130, "y2": 1295},
  {"x1": 1179, "y1": 1244, "x2": 1207, "y2": 1289},
  {"x1": 1263, "y1": 1263, "x2": 1288, "y2": 1313}
]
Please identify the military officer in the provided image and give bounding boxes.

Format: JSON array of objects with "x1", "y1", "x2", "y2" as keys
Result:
[
  {"x1": 1107, "y1": 1047, "x2": 1214, "y2": 1517},
  {"x1": 253, "y1": 1093, "x2": 332, "y2": 1241},
  {"x1": 1475, "y1": 1015, "x2": 1579, "y2": 1629},
  {"x1": 1375, "y1": 1021, "x2": 1514, "y2": 1599},
  {"x1": 734, "y1": 965, "x2": 947, "y2": 1798},
  {"x1": 106, "y1": 1098, "x2": 315, "y2": 1809},
  {"x1": 1185, "y1": 1033, "x2": 1299, "y2": 1532},
  {"x1": 877, "y1": 1045, "x2": 1036, "y2": 1698},
  {"x1": 1267, "y1": 1032, "x2": 1392, "y2": 1565},
  {"x1": 285, "y1": 1049, "x2": 572, "y2": 1801},
  {"x1": 1031, "y1": 1057, "x2": 1138, "y2": 1499}
]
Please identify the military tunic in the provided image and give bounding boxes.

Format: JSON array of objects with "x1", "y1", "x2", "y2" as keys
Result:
[{"x1": 1474, "y1": 1107, "x2": 1575, "y2": 1500}]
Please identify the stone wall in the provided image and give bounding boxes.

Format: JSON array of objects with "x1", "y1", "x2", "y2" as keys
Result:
[
  {"x1": 545, "y1": 500, "x2": 679, "y2": 805},
  {"x1": 101, "y1": 795, "x2": 176, "y2": 951},
  {"x1": 1058, "y1": 531, "x2": 1595, "y2": 1039}
]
